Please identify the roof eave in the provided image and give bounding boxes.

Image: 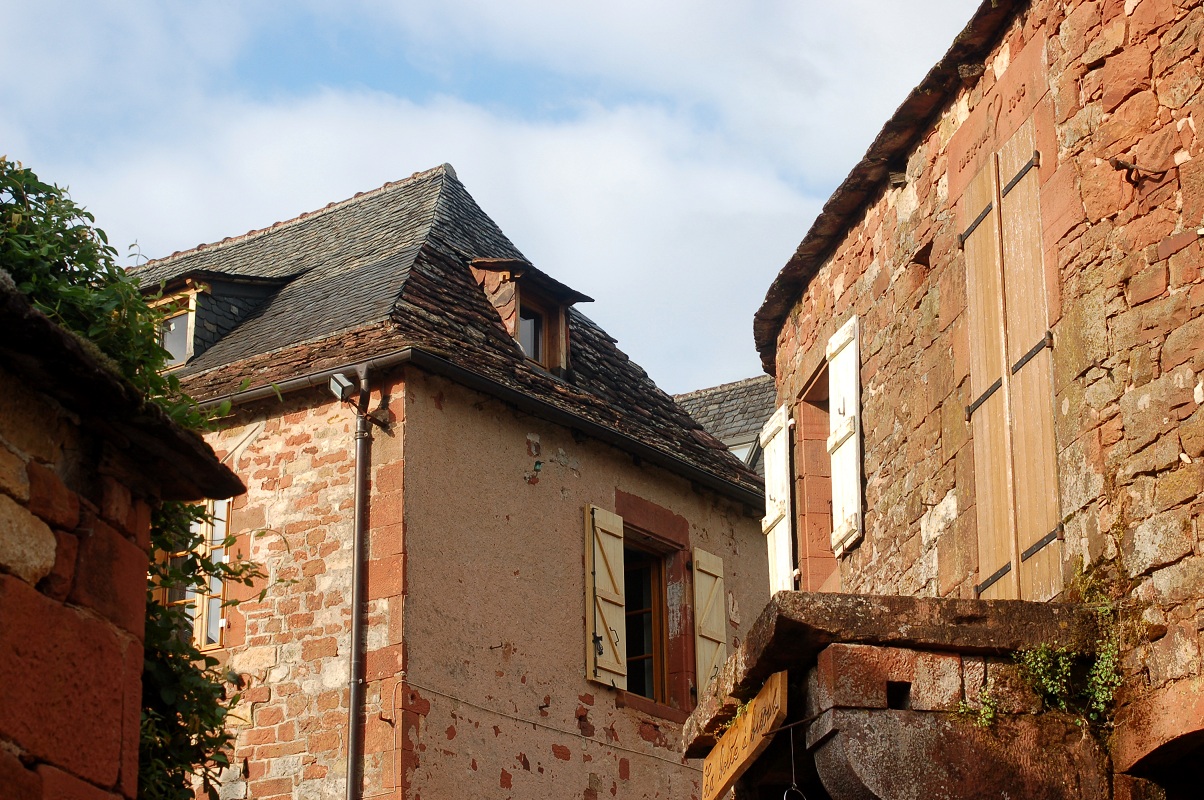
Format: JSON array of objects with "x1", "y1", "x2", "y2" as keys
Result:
[
  {"x1": 198, "y1": 347, "x2": 764, "y2": 509},
  {"x1": 753, "y1": 0, "x2": 1022, "y2": 374}
]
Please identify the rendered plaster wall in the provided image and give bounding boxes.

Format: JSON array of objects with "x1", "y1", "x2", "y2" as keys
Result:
[
  {"x1": 395, "y1": 368, "x2": 768, "y2": 800},
  {"x1": 0, "y1": 364, "x2": 152, "y2": 800},
  {"x1": 771, "y1": 0, "x2": 1202, "y2": 787},
  {"x1": 205, "y1": 386, "x2": 368, "y2": 800}
]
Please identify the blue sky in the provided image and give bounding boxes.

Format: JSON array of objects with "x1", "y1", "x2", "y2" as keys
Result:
[{"x1": 2, "y1": 0, "x2": 981, "y2": 393}]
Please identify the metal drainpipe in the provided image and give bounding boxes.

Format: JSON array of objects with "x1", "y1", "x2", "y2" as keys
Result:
[{"x1": 346, "y1": 367, "x2": 371, "y2": 800}]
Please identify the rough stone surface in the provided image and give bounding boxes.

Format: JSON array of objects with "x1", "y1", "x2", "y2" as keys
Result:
[
  {"x1": 725, "y1": 0, "x2": 1204, "y2": 790},
  {"x1": 684, "y1": 592, "x2": 1100, "y2": 754},
  {"x1": 0, "y1": 492, "x2": 56, "y2": 584}
]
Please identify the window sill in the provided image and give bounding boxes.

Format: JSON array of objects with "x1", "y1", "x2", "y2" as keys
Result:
[{"x1": 614, "y1": 690, "x2": 691, "y2": 724}]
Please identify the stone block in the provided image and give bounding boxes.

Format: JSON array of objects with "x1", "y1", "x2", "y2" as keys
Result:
[
  {"x1": 0, "y1": 443, "x2": 28, "y2": 502},
  {"x1": 36, "y1": 764, "x2": 121, "y2": 800},
  {"x1": 1122, "y1": 507, "x2": 1193, "y2": 576},
  {"x1": 0, "y1": 493, "x2": 56, "y2": 585},
  {"x1": 0, "y1": 746, "x2": 40, "y2": 800},
  {"x1": 1182, "y1": 156, "x2": 1204, "y2": 226},
  {"x1": 1059, "y1": 431, "x2": 1105, "y2": 516},
  {"x1": 69, "y1": 514, "x2": 147, "y2": 639},
  {"x1": 26, "y1": 461, "x2": 79, "y2": 532},
  {"x1": 1162, "y1": 314, "x2": 1204, "y2": 373},
  {"x1": 37, "y1": 530, "x2": 78, "y2": 601},
  {"x1": 1147, "y1": 623, "x2": 1199, "y2": 686},
  {"x1": 911, "y1": 652, "x2": 962, "y2": 711},
  {"x1": 1100, "y1": 43, "x2": 1153, "y2": 112},
  {"x1": 985, "y1": 660, "x2": 1042, "y2": 714},
  {"x1": 0, "y1": 575, "x2": 124, "y2": 788},
  {"x1": 1055, "y1": 290, "x2": 1107, "y2": 391},
  {"x1": 812, "y1": 644, "x2": 917, "y2": 711},
  {"x1": 1130, "y1": 0, "x2": 1176, "y2": 41},
  {"x1": 1182, "y1": 404, "x2": 1204, "y2": 458},
  {"x1": 1096, "y1": 91, "x2": 1159, "y2": 158},
  {"x1": 1149, "y1": 554, "x2": 1204, "y2": 605},
  {"x1": 1154, "y1": 461, "x2": 1203, "y2": 510},
  {"x1": 1127, "y1": 263, "x2": 1168, "y2": 306},
  {"x1": 1120, "y1": 376, "x2": 1178, "y2": 451}
]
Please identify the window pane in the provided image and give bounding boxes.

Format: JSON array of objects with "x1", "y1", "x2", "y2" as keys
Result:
[
  {"x1": 160, "y1": 311, "x2": 190, "y2": 366},
  {"x1": 210, "y1": 505, "x2": 227, "y2": 546},
  {"x1": 518, "y1": 308, "x2": 542, "y2": 361},
  {"x1": 205, "y1": 595, "x2": 223, "y2": 646}
]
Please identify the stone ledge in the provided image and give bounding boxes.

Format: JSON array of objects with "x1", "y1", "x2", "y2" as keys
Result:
[{"x1": 683, "y1": 591, "x2": 1101, "y2": 757}]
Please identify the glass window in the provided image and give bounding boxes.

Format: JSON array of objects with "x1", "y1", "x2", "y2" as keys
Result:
[
  {"x1": 161, "y1": 310, "x2": 190, "y2": 366},
  {"x1": 518, "y1": 306, "x2": 543, "y2": 362},
  {"x1": 165, "y1": 499, "x2": 230, "y2": 649},
  {"x1": 624, "y1": 547, "x2": 666, "y2": 702}
]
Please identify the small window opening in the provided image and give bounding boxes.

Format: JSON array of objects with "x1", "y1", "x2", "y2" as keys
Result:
[
  {"x1": 518, "y1": 306, "x2": 543, "y2": 362},
  {"x1": 164, "y1": 499, "x2": 229, "y2": 649},
  {"x1": 160, "y1": 310, "x2": 190, "y2": 366},
  {"x1": 886, "y1": 681, "x2": 912, "y2": 710},
  {"x1": 624, "y1": 546, "x2": 666, "y2": 702}
]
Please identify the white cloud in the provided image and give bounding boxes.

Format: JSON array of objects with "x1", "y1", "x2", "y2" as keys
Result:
[{"x1": 1, "y1": 0, "x2": 981, "y2": 392}]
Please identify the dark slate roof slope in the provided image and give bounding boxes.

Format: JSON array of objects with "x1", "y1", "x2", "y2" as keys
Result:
[
  {"x1": 135, "y1": 166, "x2": 762, "y2": 500},
  {"x1": 675, "y1": 375, "x2": 777, "y2": 445}
]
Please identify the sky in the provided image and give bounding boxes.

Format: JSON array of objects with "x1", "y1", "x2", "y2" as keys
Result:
[{"x1": 1, "y1": 0, "x2": 981, "y2": 394}]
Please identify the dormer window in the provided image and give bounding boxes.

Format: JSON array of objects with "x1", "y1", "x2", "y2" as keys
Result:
[
  {"x1": 160, "y1": 309, "x2": 192, "y2": 367},
  {"x1": 471, "y1": 257, "x2": 594, "y2": 376},
  {"x1": 153, "y1": 291, "x2": 199, "y2": 369}
]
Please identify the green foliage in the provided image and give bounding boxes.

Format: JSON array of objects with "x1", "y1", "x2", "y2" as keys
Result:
[
  {"x1": 1015, "y1": 604, "x2": 1123, "y2": 728},
  {"x1": 0, "y1": 157, "x2": 203, "y2": 428},
  {"x1": 1016, "y1": 644, "x2": 1076, "y2": 712},
  {"x1": 1, "y1": 158, "x2": 263, "y2": 799},
  {"x1": 142, "y1": 503, "x2": 266, "y2": 800},
  {"x1": 956, "y1": 680, "x2": 999, "y2": 728}
]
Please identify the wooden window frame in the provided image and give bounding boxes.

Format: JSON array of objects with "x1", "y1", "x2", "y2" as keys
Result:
[
  {"x1": 149, "y1": 287, "x2": 203, "y2": 370},
  {"x1": 622, "y1": 543, "x2": 669, "y2": 704},
  {"x1": 162, "y1": 499, "x2": 230, "y2": 651},
  {"x1": 517, "y1": 287, "x2": 567, "y2": 372}
]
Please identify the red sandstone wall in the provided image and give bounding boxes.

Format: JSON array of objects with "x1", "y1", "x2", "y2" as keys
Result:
[
  {"x1": 205, "y1": 366, "x2": 767, "y2": 799},
  {"x1": 0, "y1": 365, "x2": 152, "y2": 800},
  {"x1": 770, "y1": 0, "x2": 1201, "y2": 778}
]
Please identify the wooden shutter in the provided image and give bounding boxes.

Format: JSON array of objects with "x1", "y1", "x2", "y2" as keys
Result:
[
  {"x1": 585, "y1": 505, "x2": 626, "y2": 689},
  {"x1": 963, "y1": 160, "x2": 1019, "y2": 600},
  {"x1": 759, "y1": 405, "x2": 795, "y2": 592},
  {"x1": 693, "y1": 547, "x2": 727, "y2": 692},
  {"x1": 826, "y1": 316, "x2": 862, "y2": 557},
  {"x1": 999, "y1": 118, "x2": 1062, "y2": 601}
]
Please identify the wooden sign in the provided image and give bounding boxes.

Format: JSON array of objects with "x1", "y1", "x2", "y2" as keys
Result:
[{"x1": 701, "y1": 671, "x2": 788, "y2": 800}]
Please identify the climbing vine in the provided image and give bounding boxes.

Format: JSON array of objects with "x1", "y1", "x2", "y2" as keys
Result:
[{"x1": 1, "y1": 157, "x2": 263, "y2": 799}]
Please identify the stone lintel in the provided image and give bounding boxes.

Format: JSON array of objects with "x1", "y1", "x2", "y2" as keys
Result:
[{"x1": 684, "y1": 591, "x2": 1100, "y2": 757}]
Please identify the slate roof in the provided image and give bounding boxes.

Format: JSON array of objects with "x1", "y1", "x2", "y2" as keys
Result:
[
  {"x1": 675, "y1": 375, "x2": 777, "y2": 446},
  {"x1": 132, "y1": 165, "x2": 763, "y2": 503}
]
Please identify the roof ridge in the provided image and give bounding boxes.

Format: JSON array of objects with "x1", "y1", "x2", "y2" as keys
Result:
[
  {"x1": 143, "y1": 164, "x2": 454, "y2": 267},
  {"x1": 674, "y1": 374, "x2": 773, "y2": 401}
]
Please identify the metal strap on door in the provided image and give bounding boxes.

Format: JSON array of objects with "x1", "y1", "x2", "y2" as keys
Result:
[{"x1": 975, "y1": 561, "x2": 1011, "y2": 596}]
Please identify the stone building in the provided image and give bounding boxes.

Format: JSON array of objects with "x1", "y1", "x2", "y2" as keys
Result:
[
  {"x1": 0, "y1": 272, "x2": 242, "y2": 800},
  {"x1": 684, "y1": 0, "x2": 1202, "y2": 798},
  {"x1": 132, "y1": 165, "x2": 768, "y2": 799}
]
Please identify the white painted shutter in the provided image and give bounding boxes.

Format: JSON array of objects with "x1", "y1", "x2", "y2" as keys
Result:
[
  {"x1": 826, "y1": 316, "x2": 863, "y2": 556},
  {"x1": 693, "y1": 547, "x2": 727, "y2": 692},
  {"x1": 585, "y1": 506, "x2": 627, "y2": 689},
  {"x1": 758, "y1": 405, "x2": 795, "y2": 592}
]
